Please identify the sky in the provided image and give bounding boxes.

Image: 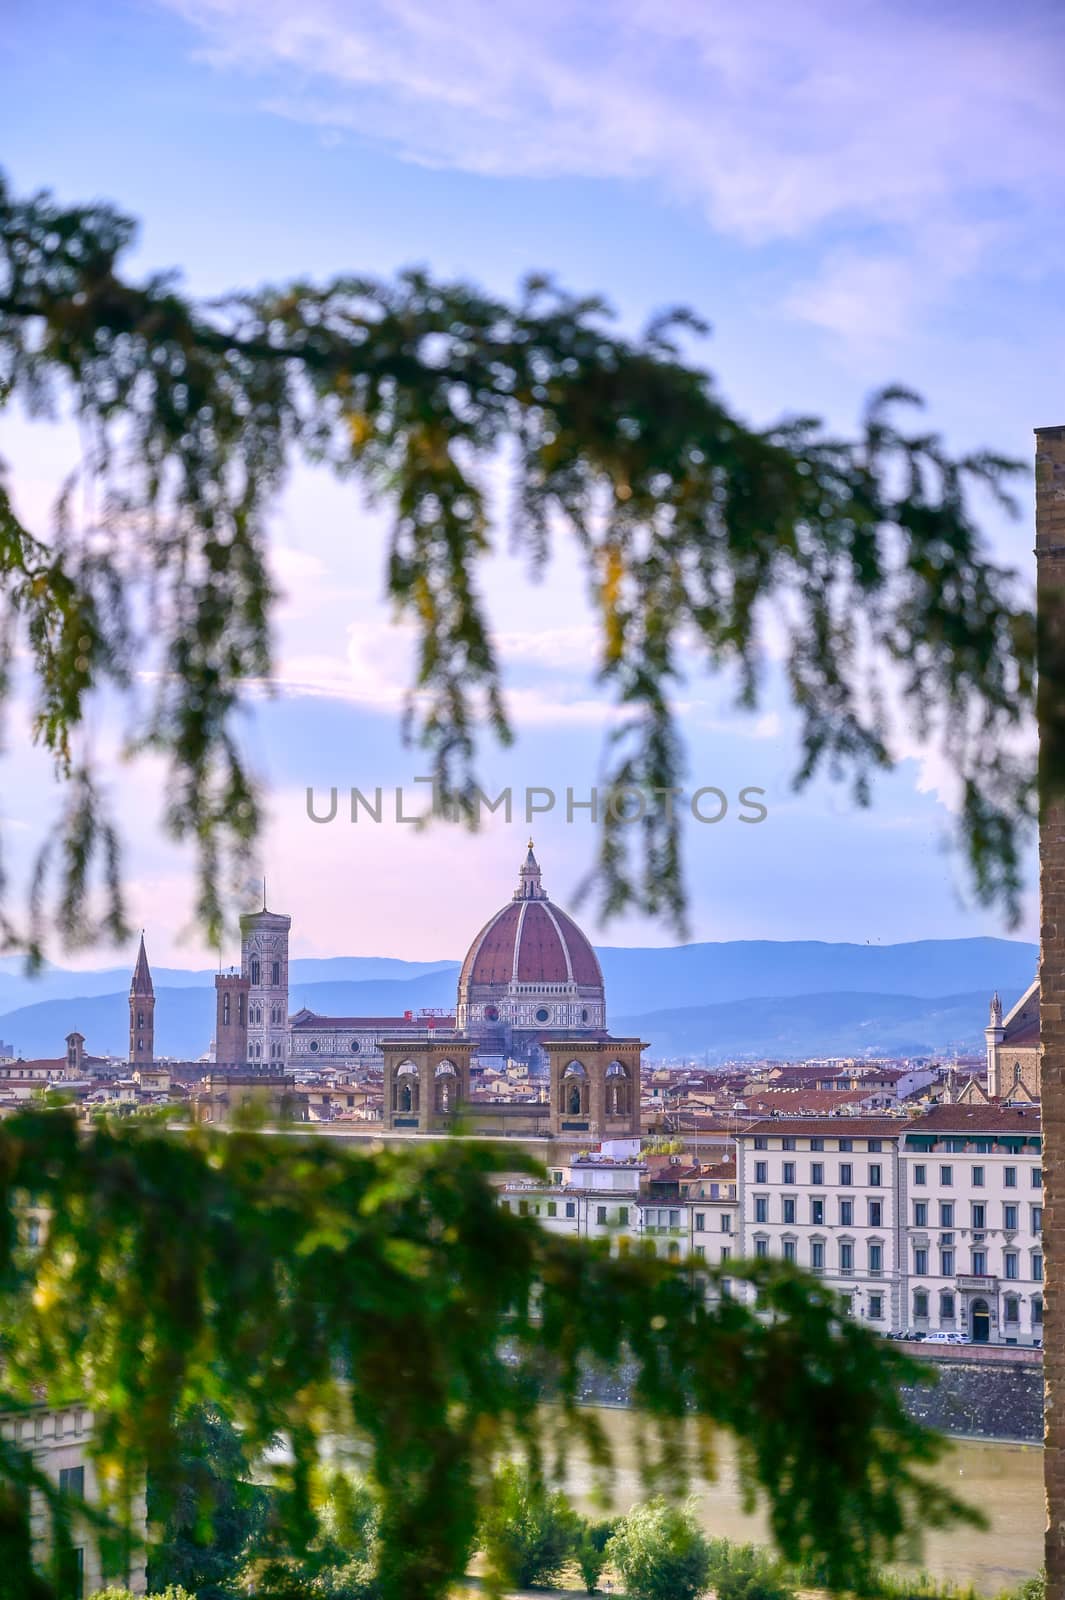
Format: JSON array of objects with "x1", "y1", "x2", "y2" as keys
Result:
[{"x1": 1, "y1": 0, "x2": 1063, "y2": 969}]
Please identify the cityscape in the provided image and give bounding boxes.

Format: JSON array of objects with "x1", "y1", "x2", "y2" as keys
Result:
[{"x1": 2, "y1": 1, "x2": 1064, "y2": 1598}]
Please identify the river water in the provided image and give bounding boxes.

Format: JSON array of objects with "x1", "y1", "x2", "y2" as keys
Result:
[{"x1": 559, "y1": 1408, "x2": 1043, "y2": 1596}]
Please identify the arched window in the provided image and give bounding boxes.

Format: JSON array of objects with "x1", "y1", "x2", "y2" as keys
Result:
[
  {"x1": 394, "y1": 1061, "x2": 420, "y2": 1114},
  {"x1": 250, "y1": 957, "x2": 260, "y2": 986},
  {"x1": 561, "y1": 1060, "x2": 588, "y2": 1117},
  {"x1": 435, "y1": 1059, "x2": 458, "y2": 1113},
  {"x1": 223, "y1": 993, "x2": 231, "y2": 1027},
  {"x1": 272, "y1": 960, "x2": 281, "y2": 986},
  {"x1": 605, "y1": 1059, "x2": 631, "y2": 1116}
]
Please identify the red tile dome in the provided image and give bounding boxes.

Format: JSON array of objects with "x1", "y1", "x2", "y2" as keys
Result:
[
  {"x1": 457, "y1": 844, "x2": 604, "y2": 1018},
  {"x1": 459, "y1": 898, "x2": 603, "y2": 989}
]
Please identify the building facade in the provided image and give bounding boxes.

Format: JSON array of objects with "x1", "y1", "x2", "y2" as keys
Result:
[
  {"x1": 736, "y1": 1118, "x2": 902, "y2": 1330},
  {"x1": 899, "y1": 1104, "x2": 1043, "y2": 1345},
  {"x1": 986, "y1": 979, "x2": 1041, "y2": 1100}
]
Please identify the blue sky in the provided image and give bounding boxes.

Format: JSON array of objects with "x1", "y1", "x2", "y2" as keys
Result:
[{"x1": 2, "y1": 0, "x2": 1062, "y2": 967}]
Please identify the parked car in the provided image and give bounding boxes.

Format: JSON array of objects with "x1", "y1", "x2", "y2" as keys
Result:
[{"x1": 924, "y1": 1331, "x2": 967, "y2": 1345}]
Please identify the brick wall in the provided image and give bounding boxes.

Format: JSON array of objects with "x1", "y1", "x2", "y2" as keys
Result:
[{"x1": 1036, "y1": 424, "x2": 1065, "y2": 1584}]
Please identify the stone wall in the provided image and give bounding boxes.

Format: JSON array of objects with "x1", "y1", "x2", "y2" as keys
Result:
[{"x1": 567, "y1": 1353, "x2": 1045, "y2": 1444}]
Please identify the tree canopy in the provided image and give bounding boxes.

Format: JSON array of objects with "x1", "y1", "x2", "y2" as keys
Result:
[
  {"x1": 0, "y1": 172, "x2": 1036, "y2": 957},
  {"x1": 0, "y1": 1109, "x2": 978, "y2": 1599}
]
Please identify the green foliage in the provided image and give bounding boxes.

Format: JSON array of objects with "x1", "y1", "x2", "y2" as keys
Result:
[
  {"x1": 231, "y1": 1468, "x2": 380, "y2": 1599},
  {"x1": 0, "y1": 1110, "x2": 980, "y2": 1600},
  {"x1": 0, "y1": 173, "x2": 1036, "y2": 954},
  {"x1": 479, "y1": 1461, "x2": 578, "y2": 1589},
  {"x1": 574, "y1": 1515, "x2": 618, "y2": 1593},
  {"x1": 88, "y1": 1589, "x2": 195, "y2": 1600},
  {"x1": 706, "y1": 1540, "x2": 795, "y2": 1600},
  {"x1": 605, "y1": 1496, "x2": 713, "y2": 1600},
  {"x1": 145, "y1": 1403, "x2": 270, "y2": 1599}
]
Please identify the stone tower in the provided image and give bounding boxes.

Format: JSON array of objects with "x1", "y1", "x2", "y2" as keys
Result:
[
  {"x1": 215, "y1": 970, "x2": 250, "y2": 1067},
  {"x1": 240, "y1": 897, "x2": 291, "y2": 1066},
  {"x1": 129, "y1": 932, "x2": 155, "y2": 1065}
]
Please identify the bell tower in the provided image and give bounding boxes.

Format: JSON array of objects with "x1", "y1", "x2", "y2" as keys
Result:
[{"x1": 129, "y1": 932, "x2": 155, "y2": 1065}]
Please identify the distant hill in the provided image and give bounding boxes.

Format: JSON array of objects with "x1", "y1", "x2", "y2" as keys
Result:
[
  {"x1": 595, "y1": 937, "x2": 1036, "y2": 1014},
  {"x1": 0, "y1": 938, "x2": 1034, "y2": 1061},
  {"x1": 612, "y1": 990, "x2": 990, "y2": 1062}
]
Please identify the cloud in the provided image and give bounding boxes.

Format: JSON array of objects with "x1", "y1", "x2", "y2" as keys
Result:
[{"x1": 162, "y1": 0, "x2": 1063, "y2": 314}]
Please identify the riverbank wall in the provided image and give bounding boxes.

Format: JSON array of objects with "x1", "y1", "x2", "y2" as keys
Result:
[{"x1": 570, "y1": 1351, "x2": 1045, "y2": 1444}]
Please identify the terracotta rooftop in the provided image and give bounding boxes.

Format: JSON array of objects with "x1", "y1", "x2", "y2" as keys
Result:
[
  {"x1": 906, "y1": 1104, "x2": 1041, "y2": 1133},
  {"x1": 739, "y1": 1116, "x2": 904, "y2": 1138}
]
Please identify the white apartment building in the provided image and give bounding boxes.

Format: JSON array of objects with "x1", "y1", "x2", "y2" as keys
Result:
[
  {"x1": 0, "y1": 1402, "x2": 147, "y2": 1597},
  {"x1": 496, "y1": 1151, "x2": 739, "y2": 1269},
  {"x1": 899, "y1": 1104, "x2": 1043, "y2": 1346},
  {"x1": 735, "y1": 1118, "x2": 903, "y2": 1331}
]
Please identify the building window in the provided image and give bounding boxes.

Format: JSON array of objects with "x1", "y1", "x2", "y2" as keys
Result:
[
  {"x1": 1005, "y1": 1166, "x2": 1017, "y2": 1188},
  {"x1": 547, "y1": 1201, "x2": 557, "y2": 1218},
  {"x1": 971, "y1": 1249, "x2": 987, "y2": 1276},
  {"x1": 753, "y1": 1136, "x2": 768, "y2": 1150},
  {"x1": 272, "y1": 960, "x2": 280, "y2": 986},
  {"x1": 755, "y1": 1161, "x2": 768, "y2": 1184},
  {"x1": 839, "y1": 1241, "x2": 854, "y2": 1274},
  {"x1": 721, "y1": 1246, "x2": 731, "y2": 1264},
  {"x1": 940, "y1": 1202, "x2": 954, "y2": 1228},
  {"x1": 868, "y1": 1199, "x2": 883, "y2": 1227},
  {"x1": 914, "y1": 1290, "x2": 929, "y2": 1319},
  {"x1": 869, "y1": 1294, "x2": 884, "y2": 1320},
  {"x1": 59, "y1": 1466, "x2": 85, "y2": 1498},
  {"x1": 940, "y1": 1248, "x2": 954, "y2": 1276},
  {"x1": 782, "y1": 1136, "x2": 796, "y2": 1151},
  {"x1": 596, "y1": 1205, "x2": 607, "y2": 1225},
  {"x1": 869, "y1": 1243, "x2": 883, "y2": 1275},
  {"x1": 694, "y1": 1212, "x2": 705, "y2": 1232},
  {"x1": 552, "y1": 1171, "x2": 563, "y2": 1185},
  {"x1": 972, "y1": 1165, "x2": 985, "y2": 1187},
  {"x1": 1004, "y1": 1204, "x2": 1019, "y2": 1231},
  {"x1": 783, "y1": 1239, "x2": 797, "y2": 1263},
  {"x1": 810, "y1": 1137, "x2": 825, "y2": 1151},
  {"x1": 1005, "y1": 1252, "x2": 1019, "y2": 1280},
  {"x1": 940, "y1": 1165, "x2": 953, "y2": 1186},
  {"x1": 914, "y1": 1247, "x2": 928, "y2": 1275},
  {"x1": 971, "y1": 1203, "x2": 986, "y2": 1230},
  {"x1": 839, "y1": 1163, "x2": 853, "y2": 1186},
  {"x1": 940, "y1": 1291, "x2": 955, "y2": 1320},
  {"x1": 782, "y1": 1197, "x2": 796, "y2": 1225},
  {"x1": 222, "y1": 992, "x2": 231, "y2": 1026},
  {"x1": 1032, "y1": 1252, "x2": 1044, "y2": 1281},
  {"x1": 810, "y1": 1198, "x2": 825, "y2": 1226},
  {"x1": 619, "y1": 1206, "x2": 629, "y2": 1226},
  {"x1": 838, "y1": 1138, "x2": 853, "y2": 1152},
  {"x1": 754, "y1": 1196, "x2": 769, "y2": 1224},
  {"x1": 913, "y1": 1163, "x2": 927, "y2": 1185},
  {"x1": 1033, "y1": 1169, "x2": 1043, "y2": 1188},
  {"x1": 782, "y1": 1161, "x2": 796, "y2": 1185},
  {"x1": 565, "y1": 1202, "x2": 576, "y2": 1219},
  {"x1": 1032, "y1": 1205, "x2": 1044, "y2": 1232},
  {"x1": 839, "y1": 1199, "x2": 853, "y2": 1227},
  {"x1": 250, "y1": 957, "x2": 260, "y2": 986},
  {"x1": 1034, "y1": 1297, "x2": 1044, "y2": 1325},
  {"x1": 868, "y1": 1164, "x2": 882, "y2": 1187},
  {"x1": 811, "y1": 1240, "x2": 825, "y2": 1270},
  {"x1": 755, "y1": 1238, "x2": 769, "y2": 1259},
  {"x1": 721, "y1": 1214, "x2": 731, "y2": 1233},
  {"x1": 914, "y1": 1201, "x2": 928, "y2": 1227},
  {"x1": 868, "y1": 1139, "x2": 882, "y2": 1153},
  {"x1": 811, "y1": 1162, "x2": 824, "y2": 1185},
  {"x1": 1004, "y1": 1295, "x2": 1020, "y2": 1323}
]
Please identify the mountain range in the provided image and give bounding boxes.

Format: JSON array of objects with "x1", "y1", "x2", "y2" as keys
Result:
[{"x1": 0, "y1": 937, "x2": 1036, "y2": 1063}]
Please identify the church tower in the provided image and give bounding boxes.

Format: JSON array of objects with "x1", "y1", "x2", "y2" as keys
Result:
[
  {"x1": 240, "y1": 894, "x2": 291, "y2": 1067},
  {"x1": 129, "y1": 932, "x2": 155, "y2": 1065}
]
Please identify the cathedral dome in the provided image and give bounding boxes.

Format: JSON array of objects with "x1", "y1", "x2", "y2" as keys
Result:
[{"x1": 456, "y1": 844, "x2": 605, "y2": 1041}]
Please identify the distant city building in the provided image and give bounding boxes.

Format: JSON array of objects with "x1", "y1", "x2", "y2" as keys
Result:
[
  {"x1": 128, "y1": 931, "x2": 155, "y2": 1065},
  {"x1": 986, "y1": 980, "x2": 1040, "y2": 1100}
]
